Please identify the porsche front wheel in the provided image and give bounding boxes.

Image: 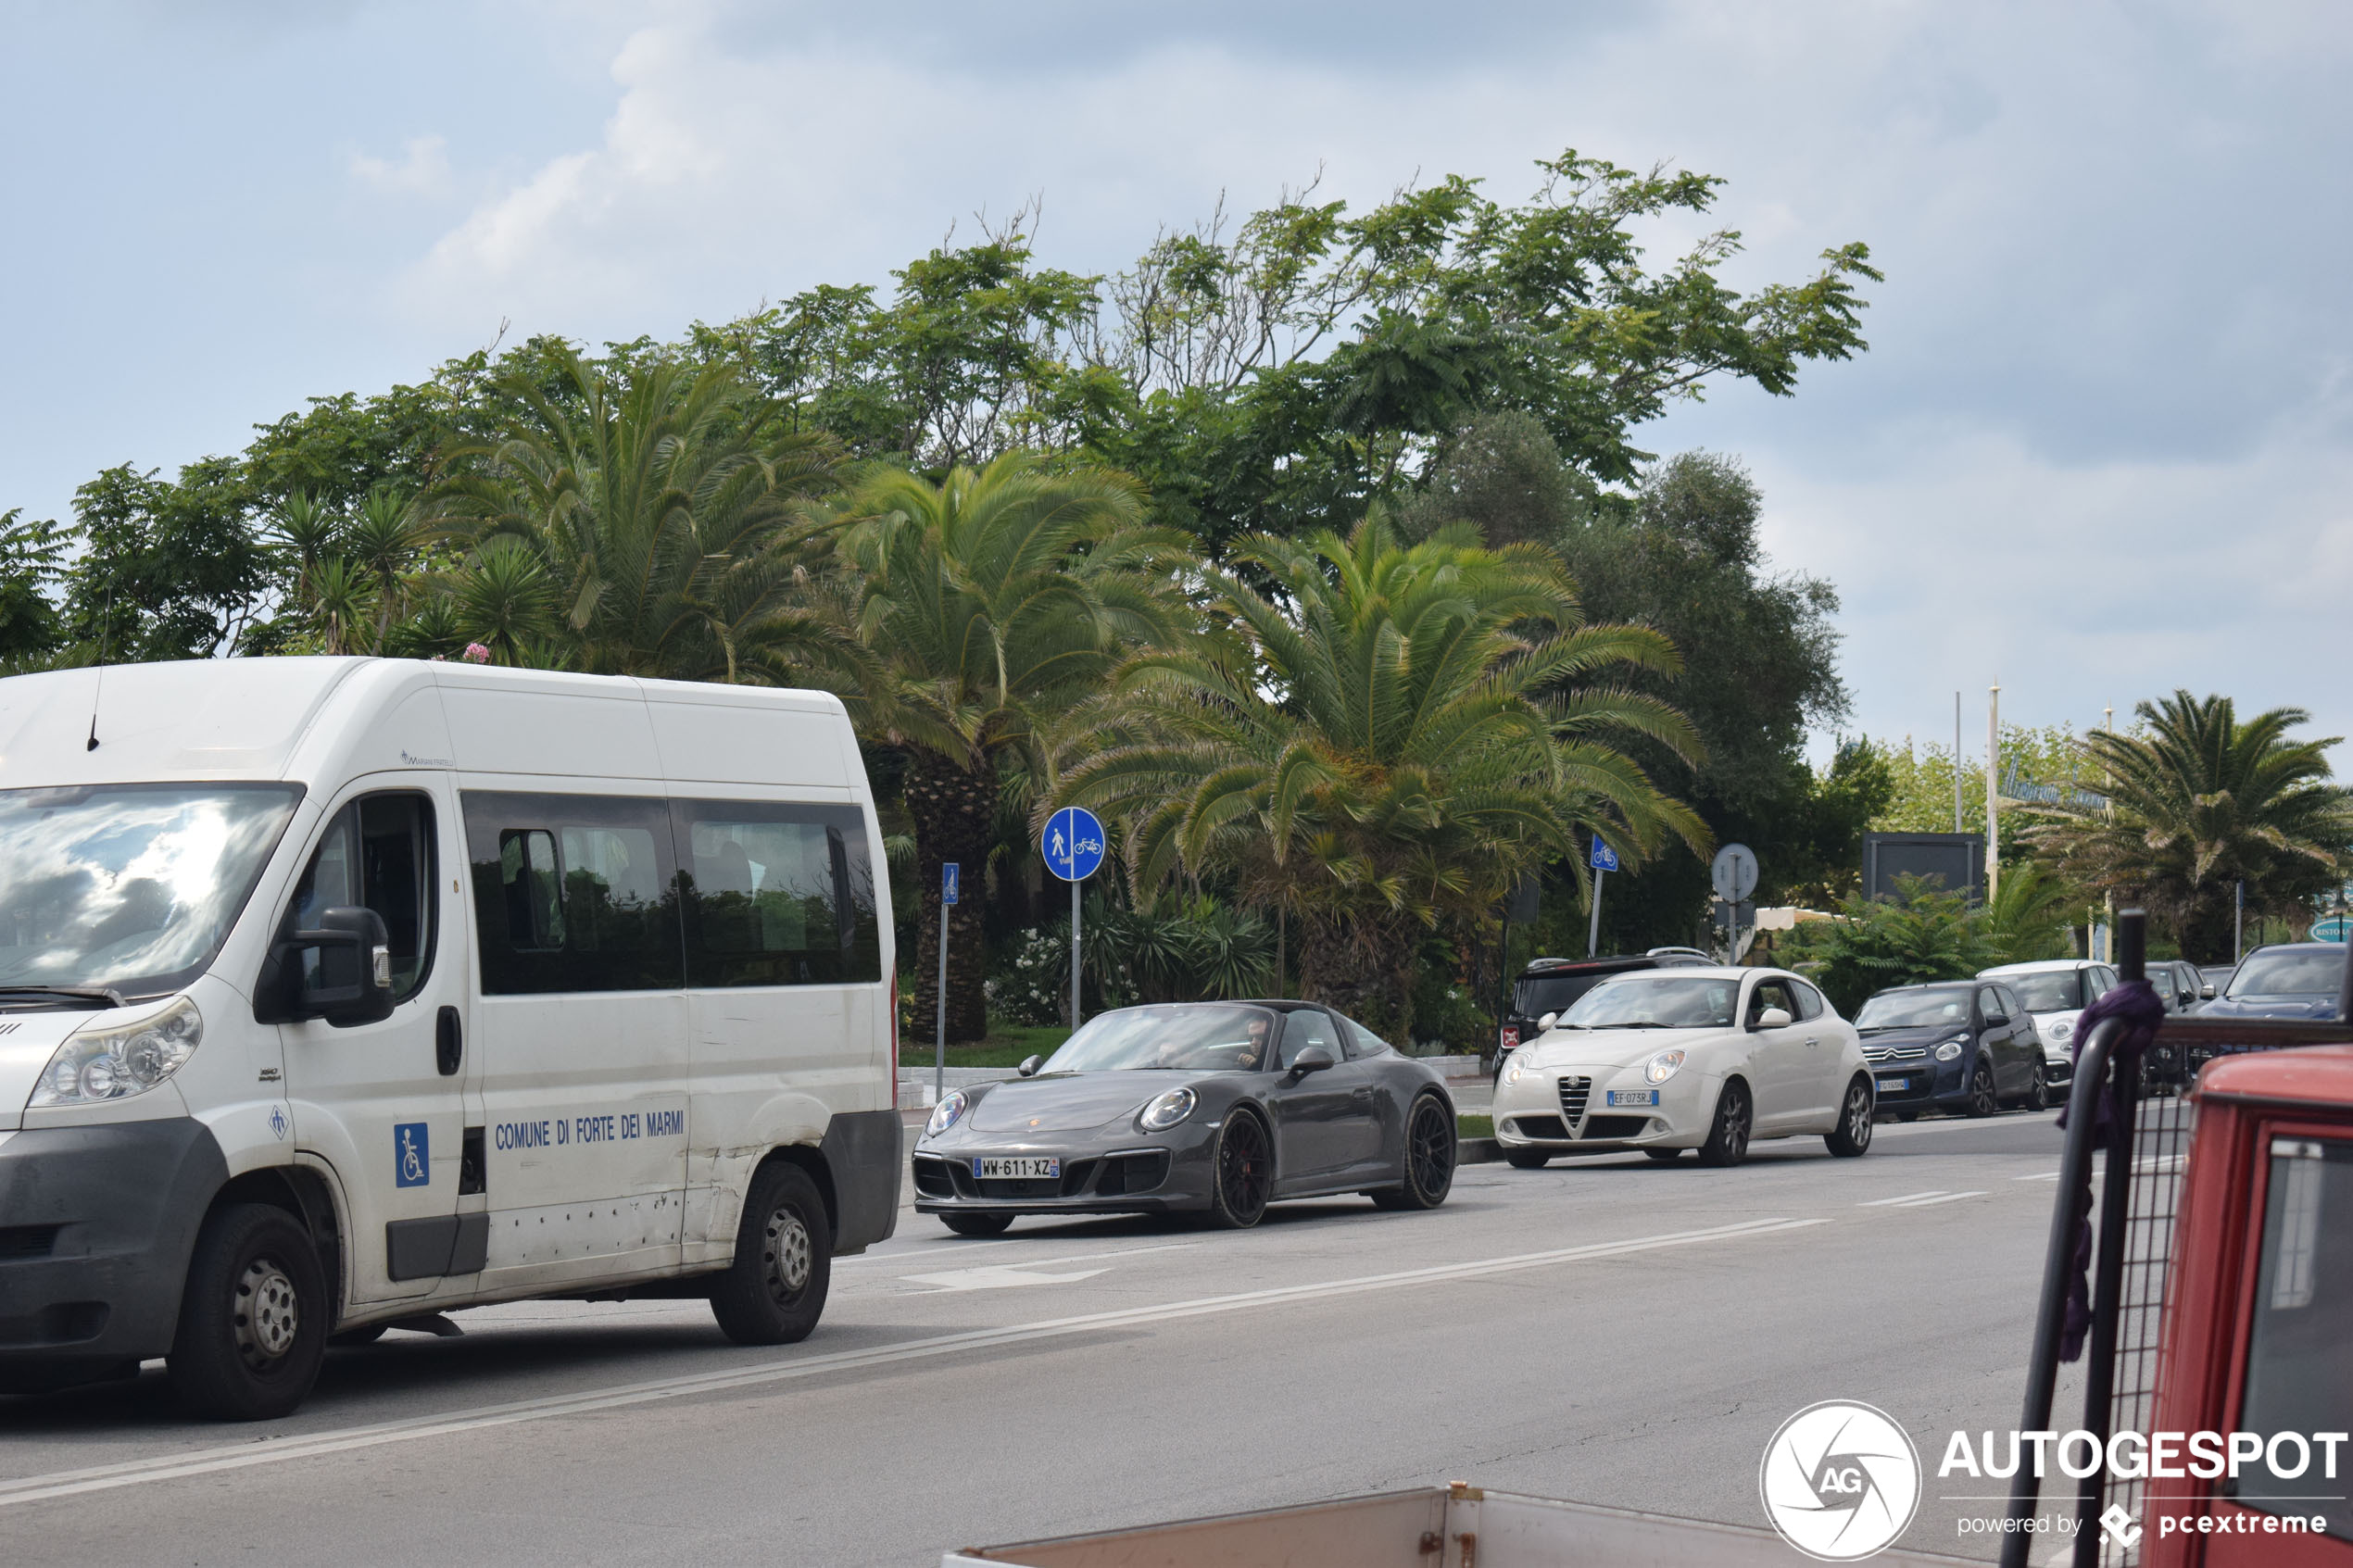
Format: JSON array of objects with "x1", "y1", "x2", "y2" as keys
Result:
[{"x1": 1204, "y1": 1110, "x2": 1272, "y2": 1228}]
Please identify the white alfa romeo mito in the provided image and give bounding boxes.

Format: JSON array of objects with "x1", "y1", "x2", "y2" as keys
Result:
[{"x1": 1489, "y1": 966, "x2": 1876, "y2": 1168}]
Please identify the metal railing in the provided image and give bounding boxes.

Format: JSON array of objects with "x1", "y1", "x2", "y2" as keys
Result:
[{"x1": 2000, "y1": 912, "x2": 2353, "y2": 1567}]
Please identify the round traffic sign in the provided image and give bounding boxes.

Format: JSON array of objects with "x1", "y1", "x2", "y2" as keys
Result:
[
  {"x1": 1712, "y1": 843, "x2": 1758, "y2": 904},
  {"x1": 1043, "y1": 806, "x2": 1107, "y2": 882}
]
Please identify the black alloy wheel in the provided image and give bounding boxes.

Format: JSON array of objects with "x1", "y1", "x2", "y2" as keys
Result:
[
  {"x1": 1205, "y1": 1110, "x2": 1272, "y2": 1228},
  {"x1": 2024, "y1": 1060, "x2": 2051, "y2": 1113},
  {"x1": 1967, "y1": 1059, "x2": 1999, "y2": 1119},
  {"x1": 1374, "y1": 1095, "x2": 1456, "y2": 1210},
  {"x1": 1695, "y1": 1079, "x2": 1752, "y2": 1168},
  {"x1": 1825, "y1": 1076, "x2": 1874, "y2": 1158}
]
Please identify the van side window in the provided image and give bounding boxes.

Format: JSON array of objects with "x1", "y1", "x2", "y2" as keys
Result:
[
  {"x1": 463, "y1": 793, "x2": 683, "y2": 994},
  {"x1": 671, "y1": 800, "x2": 881, "y2": 986},
  {"x1": 283, "y1": 793, "x2": 437, "y2": 1002}
]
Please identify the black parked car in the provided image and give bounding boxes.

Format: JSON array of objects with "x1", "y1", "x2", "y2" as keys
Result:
[
  {"x1": 1493, "y1": 949, "x2": 1712, "y2": 1082},
  {"x1": 1853, "y1": 980, "x2": 2052, "y2": 1118},
  {"x1": 912, "y1": 1000, "x2": 1456, "y2": 1233},
  {"x1": 2145, "y1": 959, "x2": 2211, "y2": 1013}
]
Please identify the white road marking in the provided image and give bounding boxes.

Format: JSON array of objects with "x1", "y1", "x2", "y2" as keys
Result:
[
  {"x1": 1883, "y1": 1190, "x2": 1987, "y2": 1208},
  {"x1": 1859, "y1": 1191, "x2": 1950, "y2": 1206},
  {"x1": 2014, "y1": 1172, "x2": 2063, "y2": 1182},
  {"x1": 0, "y1": 1216, "x2": 1826, "y2": 1509},
  {"x1": 899, "y1": 1265, "x2": 1109, "y2": 1291},
  {"x1": 840, "y1": 1240, "x2": 1196, "y2": 1271}
]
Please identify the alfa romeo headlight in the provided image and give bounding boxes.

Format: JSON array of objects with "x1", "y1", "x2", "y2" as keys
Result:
[
  {"x1": 1504, "y1": 1059, "x2": 1529, "y2": 1086},
  {"x1": 1934, "y1": 1038, "x2": 1966, "y2": 1062},
  {"x1": 1139, "y1": 1086, "x2": 1196, "y2": 1132},
  {"x1": 29, "y1": 997, "x2": 203, "y2": 1109},
  {"x1": 925, "y1": 1089, "x2": 969, "y2": 1137},
  {"x1": 1645, "y1": 1049, "x2": 1687, "y2": 1085}
]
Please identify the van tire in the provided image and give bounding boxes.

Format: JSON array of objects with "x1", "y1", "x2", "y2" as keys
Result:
[
  {"x1": 711, "y1": 1161, "x2": 831, "y2": 1346},
  {"x1": 167, "y1": 1202, "x2": 329, "y2": 1422}
]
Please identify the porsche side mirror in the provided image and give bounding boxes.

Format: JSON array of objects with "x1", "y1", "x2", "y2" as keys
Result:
[
  {"x1": 1753, "y1": 1006, "x2": 1793, "y2": 1030},
  {"x1": 1537, "y1": 1011, "x2": 1559, "y2": 1032},
  {"x1": 1286, "y1": 1046, "x2": 1336, "y2": 1082},
  {"x1": 1016, "y1": 1054, "x2": 1043, "y2": 1077}
]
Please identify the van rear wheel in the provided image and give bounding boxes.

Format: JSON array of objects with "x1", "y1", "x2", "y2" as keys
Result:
[
  {"x1": 711, "y1": 1161, "x2": 832, "y2": 1346},
  {"x1": 167, "y1": 1202, "x2": 328, "y2": 1421}
]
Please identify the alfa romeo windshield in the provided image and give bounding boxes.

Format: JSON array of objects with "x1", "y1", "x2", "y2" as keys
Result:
[
  {"x1": 1561, "y1": 976, "x2": 1739, "y2": 1029},
  {"x1": 1855, "y1": 987, "x2": 1972, "y2": 1030},
  {"x1": 1042, "y1": 1004, "x2": 1281, "y2": 1073},
  {"x1": 0, "y1": 784, "x2": 302, "y2": 1000}
]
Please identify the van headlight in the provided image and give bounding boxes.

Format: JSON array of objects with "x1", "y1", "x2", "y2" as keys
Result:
[
  {"x1": 1933, "y1": 1038, "x2": 1966, "y2": 1061},
  {"x1": 925, "y1": 1089, "x2": 969, "y2": 1137},
  {"x1": 1645, "y1": 1049, "x2": 1687, "y2": 1085},
  {"x1": 29, "y1": 997, "x2": 203, "y2": 1108},
  {"x1": 1139, "y1": 1087, "x2": 1196, "y2": 1132}
]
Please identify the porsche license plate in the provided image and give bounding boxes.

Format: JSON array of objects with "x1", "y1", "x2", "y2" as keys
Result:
[
  {"x1": 1604, "y1": 1089, "x2": 1660, "y2": 1108},
  {"x1": 1877, "y1": 1077, "x2": 1910, "y2": 1092},
  {"x1": 975, "y1": 1157, "x2": 1059, "y2": 1179}
]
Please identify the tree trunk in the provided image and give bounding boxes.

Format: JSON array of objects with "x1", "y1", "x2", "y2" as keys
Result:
[
  {"x1": 1297, "y1": 909, "x2": 1417, "y2": 1043},
  {"x1": 904, "y1": 748, "x2": 995, "y2": 1045}
]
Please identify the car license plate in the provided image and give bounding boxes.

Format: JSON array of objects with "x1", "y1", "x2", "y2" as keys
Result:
[
  {"x1": 1604, "y1": 1089, "x2": 1660, "y2": 1108},
  {"x1": 975, "y1": 1157, "x2": 1059, "y2": 1179},
  {"x1": 1877, "y1": 1077, "x2": 1910, "y2": 1092}
]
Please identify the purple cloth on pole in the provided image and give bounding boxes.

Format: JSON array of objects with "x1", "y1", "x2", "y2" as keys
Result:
[{"x1": 2056, "y1": 978, "x2": 2167, "y2": 1362}]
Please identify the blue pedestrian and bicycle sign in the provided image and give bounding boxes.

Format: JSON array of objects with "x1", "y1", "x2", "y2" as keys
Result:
[
  {"x1": 942, "y1": 862, "x2": 960, "y2": 905},
  {"x1": 1044, "y1": 806, "x2": 1106, "y2": 883},
  {"x1": 1590, "y1": 838, "x2": 1620, "y2": 873}
]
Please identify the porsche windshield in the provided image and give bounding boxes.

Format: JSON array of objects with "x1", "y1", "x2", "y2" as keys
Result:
[
  {"x1": 1561, "y1": 975, "x2": 1739, "y2": 1029},
  {"x1": 0, "y1": 784, "x2": 302, "y2": 998},
  {"x1": 1042, "y1": 1005, "x2": 1281, "y2": 1073}
]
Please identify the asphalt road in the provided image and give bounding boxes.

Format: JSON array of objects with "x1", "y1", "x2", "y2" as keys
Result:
[{"x1": 0, "y1": 1108, "x2": 2091, "y2": 1566}]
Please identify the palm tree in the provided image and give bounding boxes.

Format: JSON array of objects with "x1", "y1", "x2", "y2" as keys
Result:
[
  {"x1": 344, "y1": 484, "x2": 429, "y2": 652},
  {"x1": 1057, "y1": 513, "x2": 1707, "y2": 1039},
  {"x1": 437, "y1": 344, "x2": 850, "y2": 684},
  {"x1": 2031, "y1": 691, "x2": 2353, "y2": 961},
  {"x1": 838, "y1": 452, "x2": 1181, "y2": 1042}
]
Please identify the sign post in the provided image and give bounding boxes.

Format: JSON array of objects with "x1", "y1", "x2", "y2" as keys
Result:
[
  {"x1": 1043, "y1": 807, "x2": 1106, "y2": 1031},
  {"x1": 1587, "y1": 838, "x2": 1619, "y2": 958},
  {"x1": 936, "y1": 862, "x2": 959, "y2": 1104},
  {"x1": 1711, "y1": 843, "x2": 1759, "y2": 962}
]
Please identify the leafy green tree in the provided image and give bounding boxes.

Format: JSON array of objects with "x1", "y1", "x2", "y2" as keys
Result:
[
  {"x1": 62, "y1": 461, "x2": 275, "y2": 660},
  {"x1": 1792, "y1": 876, "x2": 1997, "y2": 1016},
  {"x1": 2031, "y1": 692, "x2": 2353, "y2": 961},
  {"x1": 1059, "y1": 512, "x2": 1705, "y2": 1038},
  {"x1": 436, "y1": 345, "x2": 849, "y2": 683},
  {"x1": 0, "y1": 508, "x2": 68, "y2": 665},
  {"x1": 838, "y1": 452, "x2": 1178, "y2": 1041}
]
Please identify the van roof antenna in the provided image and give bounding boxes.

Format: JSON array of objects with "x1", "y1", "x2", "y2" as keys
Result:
[{"x1": 85, "y1": 585, "x2": 112, "y2": 751}]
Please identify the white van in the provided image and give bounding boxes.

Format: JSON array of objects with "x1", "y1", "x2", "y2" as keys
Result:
[{"x1": 0, "y1": 659, "x2": 900, "y2": 1419}]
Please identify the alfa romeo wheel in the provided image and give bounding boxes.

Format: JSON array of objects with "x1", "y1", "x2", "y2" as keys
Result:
[
  {"x1": 710, "y1": 1160, "x2": 831, "y2": 1345},
  {"x1": 1695, "y1": 1079, "x2": 1752, "y2": 1168},
  {"x1": 1205, "y1": 1110, "x2": 1272, "y2": 1228},
  {"x1": 1504, "y1": 1147, "x2": 1552, "y2": 1170},
  {"x1": 1825, "y1": 1076, "x2": 1874, "y2": 1158},
  {"x1": 167, "y1": 1203, "x2": 328, "y2": 1421}
]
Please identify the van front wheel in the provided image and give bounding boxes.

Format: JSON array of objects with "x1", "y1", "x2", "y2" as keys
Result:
[
  {"x1": 711, "y1": 1161, "x2": 832, "y2": 1346},
  {"x1": 167, "y1": 1202, "x2": 328, "y2": 1421}
]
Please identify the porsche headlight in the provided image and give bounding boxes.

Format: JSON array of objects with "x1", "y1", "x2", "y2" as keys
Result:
[
  {"x1": 1645, "y1": 1049, "x2": 1687, "y2": 1085},
  {"x1": 925, "y1": 1089, "x2": 969, "y2": 1137},
  {"x1": 1139, "y1": 1086, "x2": 1196, "y2": 1132},
  {"x1": 1933, "y1": 1038, "x2": 1966, "y2": 1062},
  {"x1": 30, "y1": 997, "x2": 203, "y2": 1109}
]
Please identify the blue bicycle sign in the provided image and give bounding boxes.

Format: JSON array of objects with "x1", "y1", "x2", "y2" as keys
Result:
[{"x1": 1044, "y1": 807, "x2": 1106, "y2": 882}]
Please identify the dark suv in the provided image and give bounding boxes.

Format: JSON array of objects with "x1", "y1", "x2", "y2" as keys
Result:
[{"x1": 1493, "y1": 948, "x2": 1713, "y2": 1081}]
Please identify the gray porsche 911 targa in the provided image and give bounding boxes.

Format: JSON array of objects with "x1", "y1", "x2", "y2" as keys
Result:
[{"x1": 911, "y1": 1000, "x2": 1457, "y2": 1233}]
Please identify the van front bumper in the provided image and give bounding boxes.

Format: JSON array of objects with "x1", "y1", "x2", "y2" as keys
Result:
[{"x1": 0, "y1": 1119, "x2": 228, "y2": 1392}]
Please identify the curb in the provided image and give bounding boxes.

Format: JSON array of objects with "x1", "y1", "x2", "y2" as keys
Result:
[{"x1": 1458, "y1": 1137, "x2": 1504, "y2": 1165}]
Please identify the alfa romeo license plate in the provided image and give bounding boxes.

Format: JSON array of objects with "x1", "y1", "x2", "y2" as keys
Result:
[
  {"x1": 1604, "y1": 1089, "x2": 1660, "y2": 1108},
  {"x1": 1878, "y1": 1077, "x2": 1910, "y2": 1093},
  {"x1": 975, "y1": 1157, "x2": 1060, "y2": 1179}
]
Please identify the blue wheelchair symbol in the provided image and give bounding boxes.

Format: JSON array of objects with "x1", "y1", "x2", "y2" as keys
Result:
[{"x1": 395, "y1": 1123, "x2": 430, "y2": 1187}]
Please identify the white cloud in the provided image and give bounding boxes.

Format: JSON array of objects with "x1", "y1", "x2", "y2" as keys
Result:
[{"x1": 348, "y1": 134, "x2": 454, "y2": 197}]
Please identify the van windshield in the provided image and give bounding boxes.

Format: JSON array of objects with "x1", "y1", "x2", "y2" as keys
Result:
[{"x1": 0, "y1": 784, "x2": 302, "y2": 999}]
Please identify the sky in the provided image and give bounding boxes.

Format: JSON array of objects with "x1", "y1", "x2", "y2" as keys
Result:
[{"x1": 4, "y1": 0, "x2": 2349, "y2": 769}]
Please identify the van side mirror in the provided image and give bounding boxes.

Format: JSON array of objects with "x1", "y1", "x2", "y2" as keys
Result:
[
  {"x1": 1017, "y1": 1054, "x2": 1043, "y2": 1077},
  {"x1": 1285, "y1": 1046, "x2": 1336, "y2": 1082},
  {"x1": 258, "y1": 907, "x2": 395, "y2": 1027},
  {"x1": 1753, "y1": 1006, "x2": 1793, "y2": 1030}
]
